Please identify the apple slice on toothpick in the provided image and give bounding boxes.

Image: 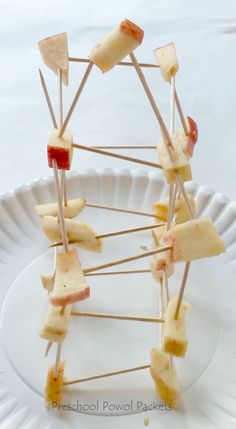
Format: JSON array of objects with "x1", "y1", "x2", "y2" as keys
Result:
[{"x1": 38, "y1": 32, "x2": 69, "y2": 85}]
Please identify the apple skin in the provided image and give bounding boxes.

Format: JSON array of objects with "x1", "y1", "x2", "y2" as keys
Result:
[
  {"x1": 47, "y1": 145, "x2": 71, "y2": 170},
  {"x1": 119, "y1": 19, "x2": 144, "y2": 44},
  {"x1": 187, "y1": 116, "x2": 198, "y2": 144},
  {"x1": 50, "y1": 287, "x2": 90, "y2": 306},
  {"x1": 186, "y1": 116, "x2": 198, "y2": 157}
]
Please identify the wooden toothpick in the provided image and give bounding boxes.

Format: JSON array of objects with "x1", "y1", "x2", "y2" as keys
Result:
[
  {"x1": 96, "y1": 223, "x2": 165, "y2": 239},
  {"x1": 69, "y1": 57, "x2": 160, "y2": 68},
  {"x1": 59, "y1": 61, "x2": 93, "y2": 137},
  {"x1": 39, "y1": 69, "x2": 58, "y2": 129},
  {"x1": 44, "y1": 341, "x2": 53, "y2": 358},
  {"x1": 91, "y1": 145, "x2": 156, "y2": 149},
  {"x1": 83, "y1": 245, "x2": 172, "y2": 274},
  {"x1": 174, "y1": 89, "x2": 188, "y2": 136},
  {"x1": 72, "y1": 143, "x2": 162, "y2": 169},
  {"x1": 71, "y1": 310, "x2": 164, "y2": 323},
  {"x1": 51, "y1": 223, "x2": 165, "y2": 248},
  {"x1": 57, "y1": 68, "x2": 68, "y2": 207},
  {"x1": 52, "y1": 160, "x2": 69, "y2": 253},
  {"x1": 129, "y1": 52, "x2": 174, "y2": 159},
  {"x1": 85, "y1": 202, "x2": 156, "y2": 218},
  {"x1": 54, "y1": 343, "x2": 62, "y2": 378},
  {"x1": 174, "y1": 261, "x2": 191, "y2": 320},
  {"x1": 63, "y1": 363, "x2": 150, "y2": 386},
  {"x1": 85, "y1": 269, "x2": 151, "y2": 276}
]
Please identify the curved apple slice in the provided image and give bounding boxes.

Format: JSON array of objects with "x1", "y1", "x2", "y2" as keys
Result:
[
  {"x1": 35, "y1": 198, "x2": 86, "y2": 219},
  {"x1": 41, "y1": 216, "x2": 102, "y2": 253}
]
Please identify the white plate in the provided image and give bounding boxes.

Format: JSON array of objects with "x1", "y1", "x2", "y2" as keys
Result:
[{"x1": 0, "y1": 168, "x2": 235, "y2": 429}]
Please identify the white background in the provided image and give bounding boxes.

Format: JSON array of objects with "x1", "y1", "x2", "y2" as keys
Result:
[{"x1": 0, "y1": 0, "x2": 236, "y2": 199}]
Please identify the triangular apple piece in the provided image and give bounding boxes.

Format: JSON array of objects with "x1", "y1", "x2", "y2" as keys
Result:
[
  {"x1": 50, "y1": 249, "x2": 90, "y2": 306},
  {"x1": 38, "y1": 32, "x2": 69, "y2": 85}
]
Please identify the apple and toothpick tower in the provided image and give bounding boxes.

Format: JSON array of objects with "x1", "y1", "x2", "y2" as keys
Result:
[{"x1": 36, "y1": 20, "x2": 225, "y2": 409}]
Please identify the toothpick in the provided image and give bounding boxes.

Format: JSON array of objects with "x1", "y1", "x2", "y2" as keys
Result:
[
  {"x1": 83, "y1": 245, "x2": 172, "y2": 274},
  {"x1": 167, "y1": 76, "x2": 176, "y2": 230},
  {"x1": 44, "y1": 341, "x2": 53, "y2": 358},
  {"x1": 174, "y1": 261, "x2": 191, "y2": 320},
  {"x1": 54, "y1": 343, "x2": 62, "y2": 378},
  {"x1": 85, "y1": 269, "x2": 150, "y2": 276},
  {"x1": 86, "y1": 202, "x2": 156, "y2": 218},
  {"x1": 170, "y1": 76, "x2": 175, "y2": 134},
  {"x1": 175, "y1": 173, "x2": 194, "y2": 219},
  {"x1": 59, "y1": 61, "x2": 93, "y2": 137},
  {"x1": 57, "y1": 68, "x2": 68, "y2": 207},
  {"x1": 51, "y1": 223, "x2": 164, "y2": 248},
  {"x1": 163, "y1": 267, "x2": 170, "y2": 305},
  {"x1": 92, "y1": 145, "x2": 156, "y2": 149},
  {"x1": 159, "y1": 279, "x2": 165, "y2": 343},
  {"x1": 72, "y1": 143, "x2": 162, "y2": 169},
  {"x1": 96, "y1": 223, "x2": 165, "y2": 240},
  {"x1": 52, "y1": 160, "x2": 69, "y2": 253},
  {"x1": 60, "y1": 169, "x2": 68, "y2": 207},
  {"x1": 38, "y1": 69, "x2": 58, "y2": 129},
  {"x1": 129, "y1": 52, "x2": 174, "y2": 159},
  {"x1": 174, "y1": 89, "x2": 188, "y2": 136},
  {"x1": 71, "y1": 310, "x2": 164, "y2": 324},
  {"x1": 167, "y1": 184, "x2": 174, "y2": 230},
  {"x1": 69, "y1": 57, "x2": 160, "y2": 68},
  {"x1": 63, "y1": 363, "x2": 150, "y2": 386}
]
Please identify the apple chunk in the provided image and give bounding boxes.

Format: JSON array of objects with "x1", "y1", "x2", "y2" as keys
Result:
[
  {"x1": 40, "y1": 304, "x2": 71, "y2": 343},
  {"x1": 38, "y1": 32, "x2": 69, "y2": 85},
  {"x1": 154, "y1": 43, "x2": 179, "y2": 81},
  {"x1": 162, "y1": 296, "x2": 190, "y2": 357},
  {"x1": 153, "y1": 193, "x2": 195, "y2": 224},
  {"x1": 163, "y1": 218, "x2": 225, "y2": 263},
  {"x1": 156, "y1": 133, "x2": 192, "y2": 184},
  {"x1": 89, "y1": 19, "x2": 144, "y2": 73},
  {"x1": 50, "y1": 249, "x2": 90, "y2": 306},
  {"x1": 150, "y1": 348, "x2": 179, "y2": 408},
  {"x1": 45, "y1": 362, "x2": 65, "y2": 407},
  {"x1": 47, "y1": 128, "x2": 73, "y2": 170}
]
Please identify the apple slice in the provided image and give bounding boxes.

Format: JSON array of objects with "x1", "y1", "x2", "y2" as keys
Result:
[
  {"x1": 38, "y1": 32, "x2": 69, "y2": 85},
  {"x1": 150, "y1": 348, "x2": 179, "y2": 408},
  {"x1": 89, "y1": 19, "x2": 144, "y2": 73},
  {"x1": 154, "y1": 43, "x2": 179, "y2": 82},
  {"x1": 45, "y1": 361, "x2": 65, "y2": 407},
  {"x1": 47, "y1": 128, "x2": 73, "y2": 170},
  {"x1": 163, "y1": 218, "x2": 225, "y2": 263},
  {"x1": 41, "y1": 273, "x2": 54, "y2": 293},
  {"x1": 35, "y1": 198, "x2": 86, "y2": 219},
  {"x1": 162, "y1": 296, "x2": 190, "y2": 357},
  {"x1": 156, "y1": 133, "x2": 192, "y2": 185},
  {"x1": 178, "y1": 116, "x2": 198, "y2": 157},
  {"x1": 50, "y1": 249, "x2": 90, "y2": 306},
  {"x1": 40, "y1": 304, "x2": 71, "y2": 343},
  {"x1": 41, "y1": 216, "x2": 102, "y2": 253},
  {"x1": 153, "y1": 193, "x2": 195, "y2": 224}
]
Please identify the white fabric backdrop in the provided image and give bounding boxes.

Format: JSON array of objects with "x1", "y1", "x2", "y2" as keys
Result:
[{"x1": 0, "y1": 0, "x2": 236, "y2": 199}]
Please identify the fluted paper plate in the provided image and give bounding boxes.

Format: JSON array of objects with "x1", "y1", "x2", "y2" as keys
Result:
[{"x1": 0, "y1": 169, "x2": 235, "y2": 429}]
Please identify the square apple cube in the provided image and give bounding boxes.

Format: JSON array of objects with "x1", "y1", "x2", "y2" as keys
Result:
[{"x1": 47, "y1": 129, "x2": 73, "y2": 170}]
